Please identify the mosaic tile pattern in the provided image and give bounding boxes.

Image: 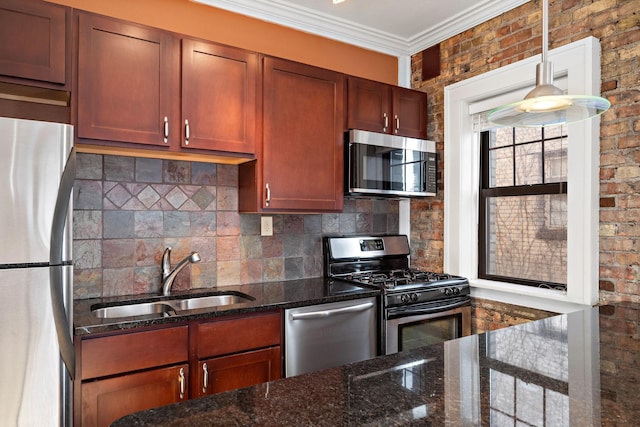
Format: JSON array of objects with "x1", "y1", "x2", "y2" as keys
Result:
[{"x1": 73, "y1": 154, "x2": 400, "y2": 299}]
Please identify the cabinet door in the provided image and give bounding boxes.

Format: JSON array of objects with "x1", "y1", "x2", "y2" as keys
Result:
[
  {"x1": 77, "y1": 13, "x2": 177, "y2": 146},
  {"x1": 346, "y1": 77, "x2": 390, "y2": 134},
  {"x1": 261, "y1": 57, "x2": 344, "y2": 212},
  {"x1": 196, "y1": 347, "x2": 281, "y2": 397},
  {"x1": 181, "y1": 39, "x2": 256, "y2": 154},
  {"x1": 81, "y1": 364, "x2": 188, "y2": 427},
  {"x1": 0, "y1": 0, "x2": 68, "y2": 86},
  {"x1": 391, "y1": 86, "x2": 427, "y2": 139}
]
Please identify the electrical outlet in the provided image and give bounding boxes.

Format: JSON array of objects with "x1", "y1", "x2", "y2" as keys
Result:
[{"x1": 261, "y1": 216, "x2": 273, "y2": 236}]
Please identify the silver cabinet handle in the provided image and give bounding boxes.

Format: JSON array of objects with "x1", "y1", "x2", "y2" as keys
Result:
[
  {"x1": 290, "y1": 302, "x2": 374, "y2": 320},
  {"x1": 202, "y1": 363, "x2": 209, "y2": 394},
  {"x1": 184, "y1": 119, "x2": 190, "y2": 145},
  {"x1": 394, "y1": 115, "x2": 399, "y2": 133},
  {"x1": 163, "y1": 116, "x2": 169, "y2": 144},
  {"x1": 383, "y1": 112, "x2": 388, "y2": 131},
  {"x1": 178, "y1": 367, "x2": 186, "y2": 399},
  {"x1": 265, "y1": 183, "x2": 271, "y2": 207}
]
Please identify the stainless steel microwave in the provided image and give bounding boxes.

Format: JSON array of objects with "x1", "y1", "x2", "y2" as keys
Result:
[{"x1": 345, "y1": 129, "x2": 437, "y2": 198}]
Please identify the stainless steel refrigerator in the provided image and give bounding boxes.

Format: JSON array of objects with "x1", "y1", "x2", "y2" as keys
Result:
[{"x1": 0, "y1": 117, "x2": 75, "y2": 426}]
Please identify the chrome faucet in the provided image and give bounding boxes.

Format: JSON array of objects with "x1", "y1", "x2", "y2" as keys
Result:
[{"x1": 161, "y1": 247, "x2": 201, "y2": 296}]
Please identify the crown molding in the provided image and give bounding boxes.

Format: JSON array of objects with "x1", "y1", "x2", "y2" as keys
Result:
[
  {"x1": 407, "y1": 0, "x2": 530, "y2": 55},
  {"x1": 193, "y1": 0, "x2": 531, "y2": 57}
]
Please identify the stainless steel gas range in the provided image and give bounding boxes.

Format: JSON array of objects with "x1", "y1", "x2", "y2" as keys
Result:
[{"x1": 324, "y1": 234, "x2": 471, "y2": 355}]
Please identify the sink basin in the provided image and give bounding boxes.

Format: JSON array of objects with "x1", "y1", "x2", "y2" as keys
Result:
[
  {"x1": 174, "y1": 293, "x2": 254, "y2": 310},
  {"x1": 92, "y1": 301, "x2": 175, "y2": 319},
  {"x1": 91, "y1": 292, "x2": 255, "y2": 319}
]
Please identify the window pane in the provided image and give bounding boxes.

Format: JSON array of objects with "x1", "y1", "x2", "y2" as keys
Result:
[
  {"x1": 491, "y1": 127, "x2": 513, "y2": 148},
  {"x1": 486, "y1": 194, "x2": 566, "y2": 284},
  {"x1": 544, "y1": 137, "x2": 567, "y2": 183},
  {"x1": 515, "y1": 127, "x2": 541, "y2": 143},
  {"x1": 490, "y1": 147, "x2": 514, "y2": 187},
  {"x1": 515, "y1": 142, "x2": 542, "y2": 185},
  {"x1": 544, "y1": 123, "x2": 565, "y2": 139}
]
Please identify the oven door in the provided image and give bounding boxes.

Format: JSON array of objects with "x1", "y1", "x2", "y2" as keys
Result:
[{"x1": 385, "y1": 300, "x2": 471, "y2": 355}]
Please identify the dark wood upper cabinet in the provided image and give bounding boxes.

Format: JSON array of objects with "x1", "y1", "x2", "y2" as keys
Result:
[
  {"x1": 347, "y1": 76, "x2": 427, "y2": 139},
  {"x1": 240, "y1": 57, "x2": 344, "y2": 213},
  {"x1": 76, "y1": 12, "x2": 255, "y2": 157},
  {"x1": 181, "y1": 39, "x2": 257, "y2": 154},
  {"x1": 391, "y1": 85, "x2": 428, "y2": 139},
  {"x1": 0, "y1": 0, "x2": 69, "y2": 87},
  {"x1": 76, "y1": 13, "x2": 178, "y2": 147}
]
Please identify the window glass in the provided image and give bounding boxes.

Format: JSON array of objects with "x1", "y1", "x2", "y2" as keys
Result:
[
  {"x1": 480, "y1": 124, "x2": 567, "y2": 289},
  {"x1": 485, "y1": 194, "x2": 567, "y2": 285}
]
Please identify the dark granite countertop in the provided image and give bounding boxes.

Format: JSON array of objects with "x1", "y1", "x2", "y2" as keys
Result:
[
  {"x1": 112, "y1": 302, "x2": 640, "y2": 426},
  {"x1": 74, "y1": 278, "x2": 379, "y2": 335}
]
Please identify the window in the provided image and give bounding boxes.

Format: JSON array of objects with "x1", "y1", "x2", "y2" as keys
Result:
[
  {"x1": 479, "y1": 126, "x2": 568, "y2": 290},
  {"x1": 443, "y1": 37, "x2": 601, "y2": 311}
]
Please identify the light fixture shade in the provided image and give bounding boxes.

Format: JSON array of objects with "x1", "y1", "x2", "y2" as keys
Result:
[
  {"x1": 487, "y1": 0, "x2": 610, "y2": 127},
  {"x1": 487, "y1": 94, "x2": 611, "y2": 127}
]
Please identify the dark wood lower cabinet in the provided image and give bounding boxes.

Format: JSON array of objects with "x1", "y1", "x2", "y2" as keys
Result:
[
  {"x1": 81, "y1": 364, "x2": 188, "y2": 427},
  {"x1": 196, "y1": 347, "x2": 281, "y2": 397},
  {"x1": 77, "y1": 312, "x2": 282, "y2": 426}
]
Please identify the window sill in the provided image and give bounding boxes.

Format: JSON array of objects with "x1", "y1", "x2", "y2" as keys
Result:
[{"x1": 470, "y1": 278, "x2": 591, "y2": 314}]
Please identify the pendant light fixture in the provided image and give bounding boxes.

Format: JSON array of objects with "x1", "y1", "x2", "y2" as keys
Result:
[{"x1": 487, "y1": 0, "x2": 610, "y2": 127}]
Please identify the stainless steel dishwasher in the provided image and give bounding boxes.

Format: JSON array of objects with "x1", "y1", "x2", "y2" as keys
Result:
[{"x1": 284, "y1": 297, "x2": 377, "y2": 377}]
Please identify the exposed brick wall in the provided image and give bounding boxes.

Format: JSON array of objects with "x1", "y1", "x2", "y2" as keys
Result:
[
  {"x1": 598, "y1": 303, "x2": 640, "y2": 422},
  {"x1": 471, "y1": 298, "x2": 557, "y2": 334},
  {"x1": 409, "y1": 0, "x2": 640, "y2": 303}
]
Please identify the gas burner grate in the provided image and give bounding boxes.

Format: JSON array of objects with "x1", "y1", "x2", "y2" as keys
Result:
[{"x1": 345, "y1": 269, "x2": 455, "y2": 290}]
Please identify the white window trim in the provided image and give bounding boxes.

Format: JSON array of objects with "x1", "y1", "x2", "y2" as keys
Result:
[{"x1": 444, "y1": 37, "x2": 602, "y2": 313}]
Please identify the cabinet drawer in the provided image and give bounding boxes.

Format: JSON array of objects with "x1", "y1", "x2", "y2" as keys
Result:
[
  {"x1": 81, "y1": 326, "x2": 189, "y2": 380},
  {"x1": 195, "y1": 311, "x2": 281, "y2": 359}
]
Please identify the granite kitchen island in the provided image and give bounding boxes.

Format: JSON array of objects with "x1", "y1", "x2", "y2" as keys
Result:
[{"x1": 113, "y1": 303, "x2": 639, "y2": 426}]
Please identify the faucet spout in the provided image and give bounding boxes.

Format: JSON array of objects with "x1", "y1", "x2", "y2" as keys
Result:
[{"x1": 161, "y1": 247, "x2": 201, "y2": 296}]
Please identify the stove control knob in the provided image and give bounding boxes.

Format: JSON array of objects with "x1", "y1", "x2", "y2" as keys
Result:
[
  {"x1": 453, "y1": 287, "x2": 461, "y2": 295},
  {"x1": 400, "y1": 294, "x2": 410, "y2": 304},
  {"x1": 444, "y1": 287, "x2": 453, "y2": 296},
  {"x1": 410, "y1": 293, "x2": 419, "y2": 302}
]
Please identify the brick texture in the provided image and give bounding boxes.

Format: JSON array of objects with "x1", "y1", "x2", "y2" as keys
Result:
[{"x1": 409, "y1": 0, "x2": 640, "y2": 304}]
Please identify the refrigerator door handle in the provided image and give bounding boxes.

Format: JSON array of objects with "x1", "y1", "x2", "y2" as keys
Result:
[
  {"x1": 50, "y1": 149, "x2": 75, "y2": 266},
  {"x1": 49, "y1": 149, "x2": 76, "y2": 378}
]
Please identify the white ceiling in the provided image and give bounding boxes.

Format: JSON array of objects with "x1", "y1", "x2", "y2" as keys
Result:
[{"x1": 193, "y1": 0, "x2": 531, "y2": 57}]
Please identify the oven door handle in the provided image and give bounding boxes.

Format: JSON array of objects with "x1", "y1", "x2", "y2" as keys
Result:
[
  {"x1": 290, "y1": 302, "x2": 374, "y2": 320},
  {"x1": 386, "y1": 297, "x2": 470, "y2": 320}
]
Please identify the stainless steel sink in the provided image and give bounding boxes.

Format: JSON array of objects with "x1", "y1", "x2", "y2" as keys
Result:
[
  {"x1": 91, "y1": 291, "x2": 255, "y2": 319},
  {"x1": 92, "y1": 301, "x2": 175, "y2": 319},
  {"x1": 173, "y1": 294, "x2": 253, "y2": 310}
]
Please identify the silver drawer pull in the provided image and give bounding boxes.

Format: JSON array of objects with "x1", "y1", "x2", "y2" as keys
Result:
[
  {"x1": 394, "y1": 115, "x2": 399, "y2": 133},
  {"x1": 290, "y1": 302, "x2": 374, "y2": 320},
  {"x1": 202, "y1": 363, "x2": 209, "y2": 393},
  {"x1": 184, "y1": 119, "x2": 190, "y2": 145},
  {"x1": 178, "y1": 367, "x2": 185, "y2": 399},
  {"x1": 383, "y1": 112, "x2": 388, "y2": 131}
]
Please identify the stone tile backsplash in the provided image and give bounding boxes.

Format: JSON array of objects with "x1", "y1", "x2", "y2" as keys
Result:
[{"x1": 73, "y1": 153, "x2": 399, "y2": 299}]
